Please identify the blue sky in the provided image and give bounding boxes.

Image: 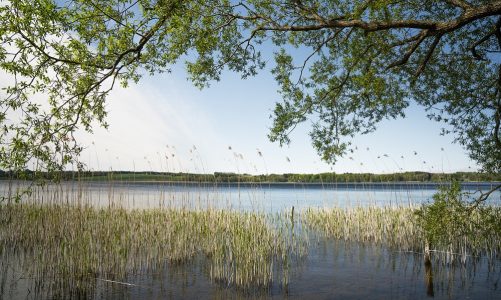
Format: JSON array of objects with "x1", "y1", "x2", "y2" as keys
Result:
[
  {"x1": 0, "y1": 1, "x2": 478, "y2": 175},
  {"x1": 76, "y1": 62, "x2": 476, "y2": 175}
]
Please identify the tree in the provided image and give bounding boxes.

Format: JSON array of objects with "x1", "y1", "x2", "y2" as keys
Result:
[{"x1": 0, "y1": 0, "x2": 500, "y2": 184}]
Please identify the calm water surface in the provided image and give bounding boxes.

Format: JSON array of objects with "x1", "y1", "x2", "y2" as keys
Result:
[
  {"x1": 2, "y1": 238, "x2": 500, "y2": 299},
  {"x1": 1, "y1": 181, "x2": 499, "y2": 212},
  {"x1": 1, "y1": 180, "x2": 500, "y2": 299}
]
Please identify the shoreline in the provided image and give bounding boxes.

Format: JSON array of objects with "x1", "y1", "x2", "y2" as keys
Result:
[{"x1": 2, "y1": 179, "x2": 499, "y2": 190}]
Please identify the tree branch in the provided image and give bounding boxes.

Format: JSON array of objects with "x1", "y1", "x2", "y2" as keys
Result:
[
  {"x1": 444, "y1": 0, "x2": 472, "y2": 10},
  {"x1": 467, "y1": 184, "x2": 501, "y2": 211},
  {"x1": 415, "y1": 34, "x2": 443, "y2": 77},
  {"x1": 295, "y1": 31, "x2": 340, "y2": 86},
  {"x1": 251, "y1": 1, "x2": 499, "y2": 33},
  {"x1": 387, "y1": 30, "x2": 429, "y2": 69},
  {"x1": 470, "y1": 31, "x2": 495, "y2": 60},
  {"x1": 494, "y1": 64, "x2": 501, "y2": 149},
  {"x1": 470, "y1": 17, "x2": 501, "y2": 60}
]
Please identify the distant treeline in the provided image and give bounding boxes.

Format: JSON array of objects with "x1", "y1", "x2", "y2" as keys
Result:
[{"x1": 0, "y1": 170, "x2": 500, "y2": 183}]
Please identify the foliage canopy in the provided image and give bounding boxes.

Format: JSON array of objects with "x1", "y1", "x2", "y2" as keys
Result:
[{"x1": 1, "y1": 0, "x2": 500, "y2": 175}]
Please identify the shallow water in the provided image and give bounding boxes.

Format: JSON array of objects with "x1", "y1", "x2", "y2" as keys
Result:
[
  {"x1": 1, "y1": 238, "x2": 500, "y2": 299},
  {"x1": 1, "y1": 180, "x2": 500, "y2": 299}
]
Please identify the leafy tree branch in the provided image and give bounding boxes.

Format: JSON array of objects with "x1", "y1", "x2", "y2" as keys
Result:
[{"x1": 0, "y1": 0, "x2": 499, "y2": 184}]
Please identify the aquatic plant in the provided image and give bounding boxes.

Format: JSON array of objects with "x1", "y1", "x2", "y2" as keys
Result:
[
  {"x1": 303, "y1": 198, "x2": 501, "y2": 264},
  {"x1": 0, "y1": 203, "x2": 306, "y2": 295},
  {"x1": 303, "y1": 206, "x2": 421, "y2": 251}
]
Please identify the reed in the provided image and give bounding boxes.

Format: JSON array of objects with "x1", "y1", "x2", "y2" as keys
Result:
[
  {"x1": 1, "y1": 170, "x2": 499, "y2": 297},
  {"x1": 302, "y1": 204, "x2": 501, "y2": 263},
  {"x1": 0, "y1": 203, "x2": 306, "y2": 296},
  {"x1": 303, "y1": 206, "x2": 421, "y2": 251}
]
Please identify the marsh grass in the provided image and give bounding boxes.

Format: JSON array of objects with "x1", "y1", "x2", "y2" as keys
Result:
[
  {"x1": 303, "y1": 206, "x2": 421, "y2": 251},
  {"x1": 1, "y1": 177, "x2": 500, "y2": 297},
  {"x1": 0, "y1": 203, "x2": 307, "y2": 296},
  {"x1": 302, "y1": 204, "x2": 501, "y2": 264}
]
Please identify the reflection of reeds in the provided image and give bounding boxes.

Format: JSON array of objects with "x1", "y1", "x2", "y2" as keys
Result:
[{"x1": 0, "y1": 202, "x2": 307, "y2": 295}]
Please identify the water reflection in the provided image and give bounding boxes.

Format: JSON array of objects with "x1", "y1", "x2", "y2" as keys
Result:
[
  {"x1": 1, "y1": 237, "x2": 500, "y2": 299},
  {"x1": 425, "y1": 255, "x2": 434, "y2": 297},
  {"x1": 1, "y1": 181, "x2": 500, "y2": 299}
]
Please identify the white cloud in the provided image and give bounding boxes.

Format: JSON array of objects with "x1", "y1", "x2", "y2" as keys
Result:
[{"x1": 76, "y1": 77, "x2": 226, "y2": 172}]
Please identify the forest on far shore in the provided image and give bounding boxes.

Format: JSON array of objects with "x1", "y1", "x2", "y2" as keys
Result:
[{"x1": 1, "y1": 170, "x2": 499, "y2": 183}]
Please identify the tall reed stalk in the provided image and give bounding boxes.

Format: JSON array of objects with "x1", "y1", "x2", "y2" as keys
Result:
[{"x1": 0, "y1": 202, "x2": 307, "y2": 295}]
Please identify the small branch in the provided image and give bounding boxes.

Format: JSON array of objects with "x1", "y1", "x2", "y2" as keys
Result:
[
  {"x1": 444, "y1": 0, "x2": 472, "y2": 10},
  {"x1": 387, "y1": 30, "x2": 428, "y2": 69},
  {"x1": 470, "y1": 17, "x2": 501, "y2": 60},
  {"x1": 17, "y1": 31, "x2": 109, "y2": 69},
  {"x1": 292, "y1": 0, "x2": 330, "y2": 25},
  {"x1": 467, "y1": 184, "x2": 501, "y2": 211},
  {"x1": 414, "y1": 34, "x2": 443, "y2": 77},
  {"x1": 87, "y1": 0, "x2": 132, "y2": 32},
  {"x1": 469, "y1": 31, "x2": 494, "y2": 60},
  {"x1": 295, "y1": 31, "x2": 339, "y2": 86},
  {"x1": 494, "y1": 99, "x2": 501, "y2": 148}
]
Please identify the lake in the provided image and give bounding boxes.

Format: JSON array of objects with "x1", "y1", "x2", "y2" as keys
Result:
[
  {"x1": 0, "y1": 180, "x2": 500, "y2": 299},
  {"x1": 1, "y1": 180, "x2": 499, "y2": 212}
]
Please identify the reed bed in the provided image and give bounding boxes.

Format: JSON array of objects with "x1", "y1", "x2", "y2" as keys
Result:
[
  {"x1": 0, "y1": 203, "x2": 306, "y2": 295},
  {"x1": 303, "y1": 206, "x2": 421, "y2": 251},
  {"x1": 302, "y1": 205, "x2": 501, "y2": 263},
  {"x1": 1, "y1": 178, "x2": 500, "y2": 297}
]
